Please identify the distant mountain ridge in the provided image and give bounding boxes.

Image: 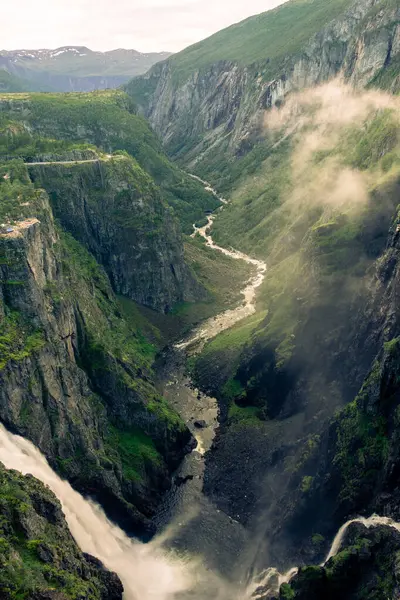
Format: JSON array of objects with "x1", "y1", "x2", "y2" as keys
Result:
[{"x1": 0, "y1": 46, "x2": 172, "y2": 92}]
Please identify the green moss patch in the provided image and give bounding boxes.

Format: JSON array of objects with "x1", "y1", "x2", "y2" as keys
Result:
[
  {"x1": 106, "y1": 426, "x2": 163, "y2": 482},
  {"x1": 0, "y1": 310, "x2": 45, "y2": 370},
  {"x1": 228, "y1": 402, "x2": 261, "y2": 425}
]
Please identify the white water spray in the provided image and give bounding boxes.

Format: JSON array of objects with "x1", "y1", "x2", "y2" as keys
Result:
[
  {"x1": 248, "y1": 567, "x2": 299, "y2": 599},
  {"x1": 0, "y1": 424, "x2": 196, "y2": 600}
]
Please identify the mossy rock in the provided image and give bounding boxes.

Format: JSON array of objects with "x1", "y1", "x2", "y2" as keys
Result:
[{"x1": 0, "y1": 462, "x2": 123, "y2": 600}]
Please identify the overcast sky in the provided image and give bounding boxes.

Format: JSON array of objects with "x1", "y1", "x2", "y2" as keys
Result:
[{"x1": 3, "y1": 0, "x2": 286, "y2": 53}]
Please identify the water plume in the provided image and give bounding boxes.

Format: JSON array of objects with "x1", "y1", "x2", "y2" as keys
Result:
[
  {"x1": 0, "y1": 423, "x2": 195, "y2": 600},
  {"x1": 322, "y1": 514, "x2": 400, "y2": 565},
  {"x1": 0, "y1": 423, "x2": 248, "y2": 600},
  {"x1": 265, "y1": 80, "x2": 399, "y2": 135}
]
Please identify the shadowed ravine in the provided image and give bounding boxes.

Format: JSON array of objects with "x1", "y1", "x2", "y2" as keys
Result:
[
  {"x1": 153, "y1": 176, "x2": 267, "y2": 575},
  {"x1": 0, "y1": 179, "x2": 398, "y2": 599}
]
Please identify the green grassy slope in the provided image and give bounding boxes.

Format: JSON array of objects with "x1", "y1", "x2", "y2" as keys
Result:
[
  {"x1": 120, "y1": 234, "x2": 255, "y2": 345},
  {"x1": 188, "y1": 84, "x2": 400, "y2": 543},
  {"x1": 0, "y1": 69, "x2": 42, "y2": 93},
  {"x1": 169, "y1": 234, "x2": 255, "y2": 335},
  {"x1": 152, "y1": 0, "x2": 349, "y2": 83},
  {"x1": 0, "y1": 91, "x2": 219, "y2": 231}
]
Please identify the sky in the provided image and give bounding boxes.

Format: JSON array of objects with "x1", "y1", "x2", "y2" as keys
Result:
[{"x1": 3, "y1": 0, "x2": 286, "y2": 53}]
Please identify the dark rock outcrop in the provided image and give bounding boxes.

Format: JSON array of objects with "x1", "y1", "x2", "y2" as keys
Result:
[{"x1": 29, "y1": 156, "x2": 203, "y2": 313}]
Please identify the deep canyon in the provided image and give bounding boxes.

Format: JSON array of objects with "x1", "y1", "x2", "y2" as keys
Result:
[{"x1": 1, "y1": 0, "x2": 400, "y2": 598}]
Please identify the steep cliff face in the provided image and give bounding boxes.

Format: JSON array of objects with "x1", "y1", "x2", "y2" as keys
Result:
[
  {"x1": 0, "y1": 164, "x2": 194, "y2": 535},
  {"x1": 127, "y1": 0, "x2": 400, "y2": 179},
  {"x1": 0, "y1": 91, "x2": 217, "y2": 310},
  {"x1": 0, "y1": 91, "x2": 220, "y2": 231},
  {"x1": 29, "y1": 156, "x2": 203, "y2": 312},
  {"x1": 129, "y1": 60, "x2": 252, "y2": 162},
  {"x1": 0, "y1": 462, "x2": 123, "y2": 600}
]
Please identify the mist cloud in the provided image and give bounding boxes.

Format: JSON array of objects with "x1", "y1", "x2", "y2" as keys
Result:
[{"x1": 265, "y1": 81, "x2": 400, "y2": 218}]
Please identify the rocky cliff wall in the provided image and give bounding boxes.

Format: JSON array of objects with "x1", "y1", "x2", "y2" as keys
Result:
[
  {"x1": 129, "y1": 0, "x2": 400, "y2": 173},
  {"x1": 0, "y1": 91, "x2": 220, "y2": 231},
  {"x1": 0, "y1": 181, "x2": 193, "y2": 535},
  {"x1": 29, "y1": 157, "x2": 204, "y2": 312}
]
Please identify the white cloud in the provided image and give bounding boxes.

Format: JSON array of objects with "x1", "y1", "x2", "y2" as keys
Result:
[{"x1": 2, "y1": 0, "x2": 285, "y2": 52}]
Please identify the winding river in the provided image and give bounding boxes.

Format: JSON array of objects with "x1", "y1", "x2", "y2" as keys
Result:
[
  {"x1": 0, "y1": 175, "x2": 398, "y2": 599},
  {"x1": 176, "y1": 177, "x2": 266, "y2": 352}
]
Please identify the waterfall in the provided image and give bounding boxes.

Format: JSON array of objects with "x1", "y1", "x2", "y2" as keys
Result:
[
  {"x1": 322, "y1": 514, "x2": 400, "y2": 565},
  {"x1": 0, "y1": 423, "x2": 195, "y2": 600},
  {"x1": 247, "y1": 566, "x2": 299, "y2": 599},
  {"x1": 246, "y1": 515, "x2": 400, "y2": 598}
]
